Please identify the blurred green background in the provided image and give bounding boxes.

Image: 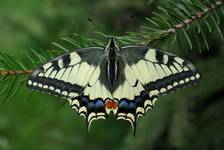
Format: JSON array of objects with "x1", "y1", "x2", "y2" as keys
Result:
[{"x1": 0, "y1": 0, "x2": 224, "y2": 150}]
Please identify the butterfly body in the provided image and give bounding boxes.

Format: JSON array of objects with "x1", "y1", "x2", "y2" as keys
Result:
[{"x1": 27, "y1": 37, "x2": 202, "y2": 135}]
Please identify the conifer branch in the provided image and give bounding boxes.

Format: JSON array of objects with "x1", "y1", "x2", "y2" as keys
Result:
[
  {"x1": 164, "y1": 1, "x2": 223, "y2": 35},
  {"x1": 127, "y1": 0, "x2": 224, "y2": 48},
  {"x1": 139, "y1": 0, "x2": 224, "y2": 47}
]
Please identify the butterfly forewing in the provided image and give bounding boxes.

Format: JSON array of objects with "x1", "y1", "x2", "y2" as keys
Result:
[{"x1": 143, "y1": 48, "x2": 201, "y2": 96}]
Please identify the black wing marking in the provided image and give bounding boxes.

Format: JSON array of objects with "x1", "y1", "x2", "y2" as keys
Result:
[
  {"x1": 27, "y1": 48, "x2": 112, "y2": 130},
  {"x1": 142, "y1": 48, "x2": 202, "y2": 96},
  {"x1": 113, "y1": 46, "x2": 202, "y2": 135}
]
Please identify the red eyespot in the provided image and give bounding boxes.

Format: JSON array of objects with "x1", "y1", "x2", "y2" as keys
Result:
[
  {"x1": 105, "y1": 99, "x2": 119, "y2": 110},
  {"x1": 105, "y1": 99, "x2": 114, "y2": 109},
  {"x1": 113, "y1": 101, "x2": 119, "y2": 109}
]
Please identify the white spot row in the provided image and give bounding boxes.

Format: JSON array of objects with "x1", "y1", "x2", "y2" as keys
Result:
[
  {"x1": 153, "y1": 73, "x2": 200, "y2": 95},
  {"x1": 28, "y1": 80, "x2": 79, "y2": 97},
  {"x1": 116, "y1": 113, "x2": 135, "y2": 129}
]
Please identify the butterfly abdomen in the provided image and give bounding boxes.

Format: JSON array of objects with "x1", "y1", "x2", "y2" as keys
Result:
[
  {"x1": 106, "y1": 38, "x2": 120, "y2": 92},
  {"x1": 106, "y1": 58, "x2": 117, "y2": 91}
]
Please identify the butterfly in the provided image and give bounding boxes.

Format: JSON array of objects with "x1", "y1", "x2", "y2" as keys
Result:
[{"x1": 27, "y1": 37, "x2": 202, "y2": 135}]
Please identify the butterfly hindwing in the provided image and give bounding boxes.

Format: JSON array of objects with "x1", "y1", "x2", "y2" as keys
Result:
[
  {"x1": 27, "y1": 47, "x2": 111, "y2": 130},
  {"x1": 113, "y1": 46, "x2": 202, "y2": 134}
]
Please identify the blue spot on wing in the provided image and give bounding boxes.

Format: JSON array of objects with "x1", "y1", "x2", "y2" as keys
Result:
[
  {"x1": 95, "y1": 99, "x2": 104, "y2": 108},
  {"x1": 129, "y1": 103, "x2": 136, "y2": 113}
]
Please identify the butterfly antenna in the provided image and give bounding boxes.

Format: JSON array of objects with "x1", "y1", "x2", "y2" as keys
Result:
[
  {"x1": 72, "y1": 21, "x2": 85, "y2": 46},
  {"x1": 88, "y1": 18, "x2": 108, "y2": 37}
]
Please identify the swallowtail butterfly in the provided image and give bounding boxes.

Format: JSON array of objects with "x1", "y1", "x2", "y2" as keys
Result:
[{"x1": 27, "y1": 37, "x2": 201, "y2": 135}]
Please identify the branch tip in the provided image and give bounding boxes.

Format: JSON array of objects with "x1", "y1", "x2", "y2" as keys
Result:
[{"x1": 0, "y1": 70, "x2": 33, "y2": 76}]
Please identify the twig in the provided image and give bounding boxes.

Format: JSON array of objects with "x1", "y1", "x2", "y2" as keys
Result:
[
  {"x1": 166, "y1": 1, "x2": 223, "y2": 34},
  {"x1": 0, "y1": 70, "x2": 33, "y2": 75}
]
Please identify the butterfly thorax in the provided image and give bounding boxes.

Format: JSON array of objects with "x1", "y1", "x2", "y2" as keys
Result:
[{"x1": 105, "y1": 38, "x2": 120, "y2": 92}]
